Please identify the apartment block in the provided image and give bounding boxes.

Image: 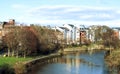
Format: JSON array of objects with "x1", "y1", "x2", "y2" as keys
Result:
[{"x1": 54, "y1": 24, "x2": 89, "y2": 45}]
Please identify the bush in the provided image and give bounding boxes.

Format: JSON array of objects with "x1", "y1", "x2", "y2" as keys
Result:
[
  {"x1": 0, "y1": 64, "x2": 15, "y2": 74},
  {"x1": 14, "y1": 62, "x2": 26, "y2": 74}
]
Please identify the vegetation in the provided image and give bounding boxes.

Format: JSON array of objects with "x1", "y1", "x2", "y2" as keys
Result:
[
  {"x1": 1, "y1": 24, "x2": 120, "y2": 73},
  {"x1": 90, "y1": 25, "x2": 120, "y2": 49},
  {"x1": 106, "y1": 50, "x2": 120, "y2": 67},
  {"x1": 14, "y1": 62, "x2": 26, "y2": 74},
  {"x1": 0, "y1": 25, "x2": 63, "y2": 73},
  {"x1": 3, "y1": 27, "x2": 38, "y2": 57},
  {"x1": 31, "y1": 25, "x2": 62, "y2": 54},
  {"x1": 91, "y1": 25, "x2": 120, "y2": 73},
  {"x1": 87, "y1": 25, "x2": 120, "y2": 74},
  {"x1": 105, "y1": 50, "x2": 120, "y2": 74},
  {"x1": 3, "y1": 25, "x2": 62, "y2": 58},
  {"x1": 0, "y1": 57, "x2": 32, "y2": 66},
  {"x1": 0, "y1": 64, "x2": 14, "y2": 74},
  {"x1": 0, "y1": 57, "x2": 32, "y2": 74},
  {"x1": 101, "y1": 26, "x2": 120, "y2": 49}
]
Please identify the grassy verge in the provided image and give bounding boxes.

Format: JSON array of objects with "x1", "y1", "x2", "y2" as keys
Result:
[
  {"x1": 0, "y1": 57, "x2": 33, "y2": 66},
  {"x1": 105, "y1": 50, "x2": 120, "y2": 67},
  {"x1": 105, "y1": 50, "x2": 120, "y2": 74}
]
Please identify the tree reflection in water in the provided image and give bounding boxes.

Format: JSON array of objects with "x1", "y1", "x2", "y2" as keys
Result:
[{"x1": 32, "y1": 51, "x2": 108, "y2": 74}]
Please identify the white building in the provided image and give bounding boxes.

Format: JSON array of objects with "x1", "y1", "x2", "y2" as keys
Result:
[
  {"x1": 112, "y1": 27, "x2": 120, "y2": 40},
  {"x1": 53, "y1": 24, "x2": 90, "y2": 44}
]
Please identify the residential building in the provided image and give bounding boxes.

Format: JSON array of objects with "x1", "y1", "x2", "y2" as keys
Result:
[
  {"x1": 79, "y1": 25, "x2": 88, "y2": 44},
  {"x1": 68, "y1": 24, "x2": 78, "y2": 43},
  {"x1": 87, "y1": 25, "x2": 100, "y2": 42},
  {"x1": 54, "y1": 24, "x2": 88, "y2": 45},
  {"x1": 112, "y1": 27, "x2": 120, "y2": 39},
  {"x1": 60, "y1": 24, "x2": 81, "y2": 44},
  {"x1": 60, "y1": 25, "x2": 70, "y2": 44},
  {"x1": 51, "y1": 26, "x2": 64, "y2": 44}
]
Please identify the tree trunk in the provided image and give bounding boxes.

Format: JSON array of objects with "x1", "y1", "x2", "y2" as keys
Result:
[
  {"x1": 8, "y1": 49, "x2": 10, "y2": 57},
  {"x1": 109, "y1": 45, "x2": 112, "y2": 55},
  {"x1": 24, "y1": 51, "x2": 26, "y2": 58},
  {"x1": 16, "y1": 50, "x2": 19, "y2": 58},
  {"x1": 12, "y1": 50, "x2": 15, "y2": 57}
]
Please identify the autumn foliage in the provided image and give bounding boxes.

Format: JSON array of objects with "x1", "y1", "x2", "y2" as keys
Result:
[{"x1": 3, "y1": 25, "x2": 61, "y2": 57}]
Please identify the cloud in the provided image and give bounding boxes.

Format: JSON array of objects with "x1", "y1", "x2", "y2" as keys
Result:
[
  {"x1": 11, "y1": 4, "x2": 27, "y2": 9},
  {"x1": 27, "y1": 5, "x2": 120, "y2": 21},
  {"x1": 16, "y1": 5, "x2": 120, "y2": 27}
]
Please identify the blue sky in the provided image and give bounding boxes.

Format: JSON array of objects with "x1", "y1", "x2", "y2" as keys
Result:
[{"x1": 1, "y1": 0, "x2": 120, "y2": 27}]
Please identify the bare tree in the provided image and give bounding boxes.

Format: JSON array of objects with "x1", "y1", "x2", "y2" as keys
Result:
[
  {"x1": 31, "y1": 25, "x2": 61, "y2": 54},
  {"x1": 3, "y1": 27, "x2": 19, "y2": 57},
  {"x1": 102, "y1": 26, "x2": 120, "y2": 49},
  {"x1": 4, "y1": 26, "x2": 38, "y2": 57},
  {"x1": 17, "y1": 27, "x2": 38, "y2": 58}
]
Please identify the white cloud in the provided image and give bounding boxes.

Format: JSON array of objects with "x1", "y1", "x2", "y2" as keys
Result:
[
  {"x1": 28, "y1": 5, "x2": 120, "y2": 20},
  {"x1": 116, "y1": 10, "x2": 120, "y2": 14},
  {"x1": 80, "y1": 15, "x2": 93, "y2": 19},
  {"x1": 15, "y1": 5, "x2": 120, "y2": 27},
  {"x1": 11, "y1": 4, "x2": 27, "y2": 9}
]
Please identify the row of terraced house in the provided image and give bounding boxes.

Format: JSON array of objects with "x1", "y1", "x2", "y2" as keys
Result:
[
  {"x1": 52, "y1": 24, "x2": 88, "y2": 45},
  {"x1": 52, "y1": 24, "x2": 120, "y2": 45}
]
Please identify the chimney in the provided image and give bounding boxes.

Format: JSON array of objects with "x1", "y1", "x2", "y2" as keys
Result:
[{"x1": 9, "y1": 19, "x2": 15, "y2": 25}]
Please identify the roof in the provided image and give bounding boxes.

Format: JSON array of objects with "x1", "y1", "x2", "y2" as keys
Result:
[
  {"x1": 68, "y1": 24, "x2": 74, "y2": 27},
  {"x1": 60, "y1": 26, "x2": 69, "y2": 31},
  {"x1": 112, "y1": 27, "x2": 120, "y2": 30}
]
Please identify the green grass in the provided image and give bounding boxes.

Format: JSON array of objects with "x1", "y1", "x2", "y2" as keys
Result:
[{"x1": 0, "y1": 57, "x2": 33, "y2": 66}]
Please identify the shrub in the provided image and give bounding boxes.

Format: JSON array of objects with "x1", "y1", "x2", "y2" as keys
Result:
[
  {"x1": 14, "y1": 62, "x2": 26, "y2": 74},
  {"x1": 0, "y1": 64, "x2": 15, "y2": 74}
]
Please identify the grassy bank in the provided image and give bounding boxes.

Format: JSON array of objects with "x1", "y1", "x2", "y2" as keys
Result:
[
  {"x1": 0, "y1": 53, "x2": 61, "y2": 74},
  {"x1": 105, "y1": 50, "x2": 120, "y2": 74},
  {"x1": 105, "y1": 50, "x2": 120, "y2": 67},
  {"x1": 0, "y1": 57, "x2": 33, "y2": 74},
  {"x1": 0, "y1": 57, "x2": 33, "y2": 66}
]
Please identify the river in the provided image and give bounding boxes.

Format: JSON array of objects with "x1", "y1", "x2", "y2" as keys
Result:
[{"x1": 33, "y1": 50, "x2": 108, "y2": 74}]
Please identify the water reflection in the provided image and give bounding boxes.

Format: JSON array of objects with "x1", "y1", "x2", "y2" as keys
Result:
[{"x1": 34, "y1": 51, "x2": 108, "y2": 74}]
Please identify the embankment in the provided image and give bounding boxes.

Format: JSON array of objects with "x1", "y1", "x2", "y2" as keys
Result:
[
  {"x1": 62, "y1": 45, "x2": 104, "y2": 52},
  {"x1": 24, "y1": 53, "x2": 61, "y2": 74}
]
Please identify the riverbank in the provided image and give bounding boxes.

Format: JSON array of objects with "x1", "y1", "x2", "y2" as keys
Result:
[
  {"x1": 32, "y1": 50, "x2": 107, "y2": 74},
  {"x1": 0, "y1": 57, "x2": 32, "y2": 66},
  {"x1": 0, "y1": 44, "x2": 110, "y2": 74},
  {"x1": 24, "y1": 53, "x2": 61, "y2": 74},
  {"x1": 105, "y1": 50, "x2": 120, "y2": 74},
  {"x1": 0, "y1": 53, "x2": 61, "y2": 74},
  {"x1": 62, "y1": 46, "x2": 120, "y2": 74},
  {"x1": 62, "y1": 44, "x2": 104, "y2": 52},
  {"x1": 0, "y1": 57, "x2": 32, "y2": 74}
]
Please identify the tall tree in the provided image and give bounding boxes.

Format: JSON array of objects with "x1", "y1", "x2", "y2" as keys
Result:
[
  {"x1": 17, "y1": 27, "x2": 38, "y2": 58},
  {"x1": 3, "y1": 27, "x2": 19, "y2": 57},
  {"x1": 102, "y1": 26, "x2": 120, "y2": 49},
  {"x1": 4, "y1": 26, "x2": 38, "y2": 57},
  {"x1": 31, "y1": 25, "x2": 60, "y2": 54}
]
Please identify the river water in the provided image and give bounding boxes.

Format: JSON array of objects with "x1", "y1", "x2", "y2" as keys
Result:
[{"x1": 34, "y1": 51, "x2": 108, "y2": 74}]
